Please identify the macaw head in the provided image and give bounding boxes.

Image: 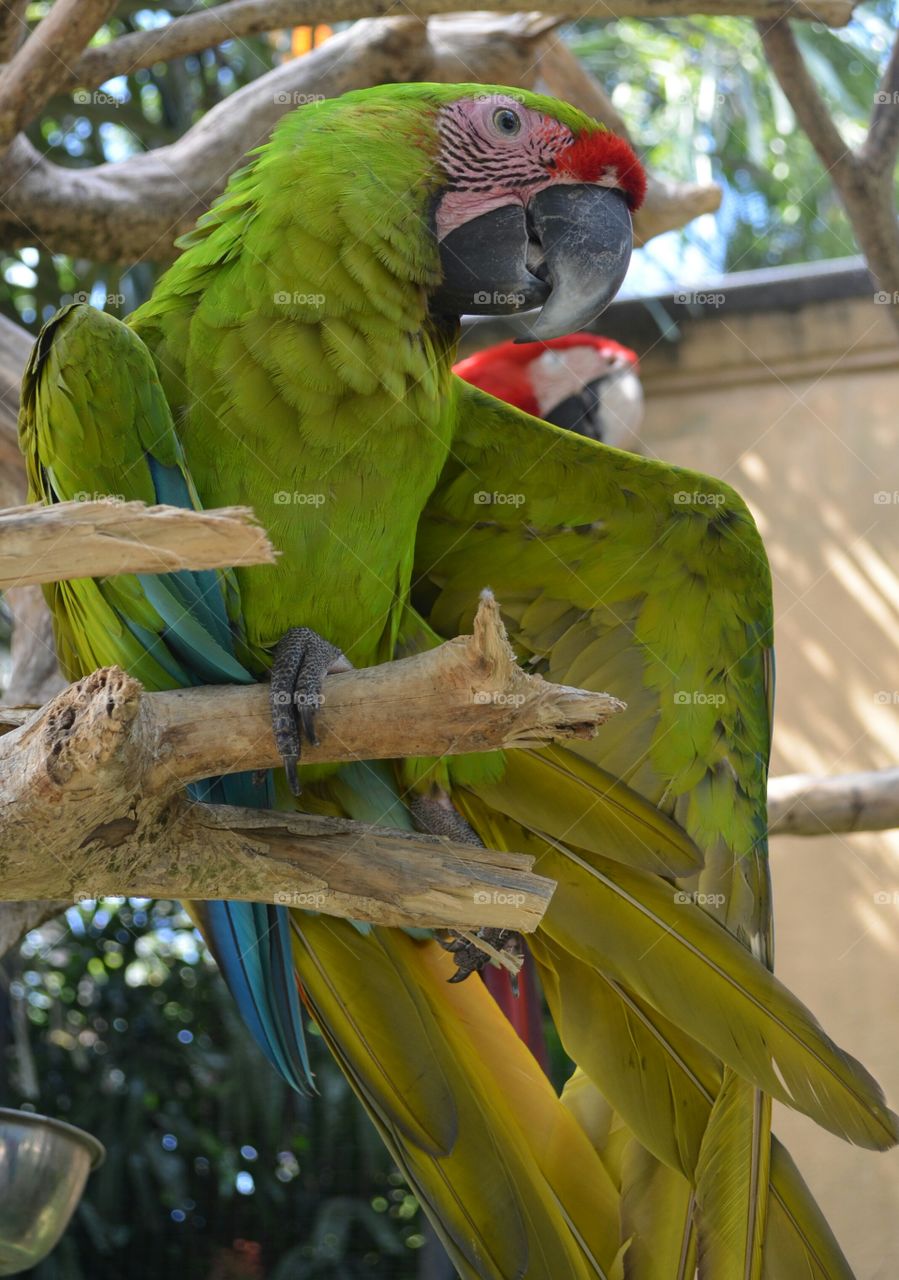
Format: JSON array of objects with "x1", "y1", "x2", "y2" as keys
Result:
[
  {"x1": 455, "y1": 334, "x2": 645, "y2": 453},
  {"x1": 425, "y1": 87, "x2": 645, "y2": 339},
  {"x1": 242, "y1": 84, "x2": 644, "y2": 342}
]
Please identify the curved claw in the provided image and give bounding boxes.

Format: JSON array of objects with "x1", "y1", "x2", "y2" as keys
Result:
[{"x1": 269, "y1": 627, "x2": 348, "y2": 795}]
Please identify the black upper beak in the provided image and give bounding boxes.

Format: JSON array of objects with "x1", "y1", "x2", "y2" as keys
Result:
[{"x1": 432, "y1": 185, "x2": 632, "y2": 339}]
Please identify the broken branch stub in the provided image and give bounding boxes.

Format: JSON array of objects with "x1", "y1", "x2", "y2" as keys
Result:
[{"x1": 0, "y1": 500, "x2": 276, "y2": 588}]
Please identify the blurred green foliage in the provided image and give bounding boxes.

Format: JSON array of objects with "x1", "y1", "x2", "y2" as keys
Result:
[
  {"x1": 572, "y1": 4, "x2": 899, "y2": 277},
  {"x1": 0, "y1": 900, "x2": 422, "y2": 1279}
]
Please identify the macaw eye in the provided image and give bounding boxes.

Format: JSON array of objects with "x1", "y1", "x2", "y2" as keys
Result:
[{"x1": 492, "y1": 108, "x2": 521, "y2": 137}]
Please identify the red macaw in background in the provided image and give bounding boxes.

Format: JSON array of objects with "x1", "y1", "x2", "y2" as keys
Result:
[{"x1": 454, "y1": 332, "x2": 645, "y2": 453}]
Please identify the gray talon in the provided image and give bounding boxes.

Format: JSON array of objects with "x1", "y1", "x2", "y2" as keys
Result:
[
  {"x1": 415, "y1": 790, "x2": 524, "y2": 985},
  {"x1": 270, "y1": 627, "x2": 348, "y2": 795}
]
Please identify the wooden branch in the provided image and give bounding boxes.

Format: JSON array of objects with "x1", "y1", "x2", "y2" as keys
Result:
[
  {"x1": 0, "y1": 593, "x2": 623, "y2": 787},
  {"x1": 757, "y1": 20, "x2": 850, "y2": 170},
  {"x1": 0, "y1": 563, "x2": 66, "y2": 969},
  {"x1": 768, "y1": 767, "x2": 899, "y2": 837},
  {"x1": 0, "y1": 311, "x2": 30, "y2": 507},
  {"x1": 0, "y1": 0, "x2": 29, "y2": 65},
  {"x1": 0, "y1": 902, "x2": 65, "y2": 957},
  {"x1": 1, "y1": 584, "x2": 63, "y2": 705},
  {"x1": 0, "y1": 596, "x2": 625, "y2": 928},
  {"x1": 863, "y1": 30, "x2": 899, "y2": 173},
  {"x1": 0, "y1": 0, "x2": 116, "y2": 153},
  {"x1": 758, "y1": 19, "x2": 899, "y2": 334},
  {"x1": 63, "y1": 0, "x2": 853, "y2": 94},
  {"x1": 0, "y1": 500, "x2": 277, "y2": 588}
]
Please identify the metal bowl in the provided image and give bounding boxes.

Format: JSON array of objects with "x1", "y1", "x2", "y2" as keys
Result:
[{"x1": 0, "y1": 1108, "x2": 104, "y2": 1276}]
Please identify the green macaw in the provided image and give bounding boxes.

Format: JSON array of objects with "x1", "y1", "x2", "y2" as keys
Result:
[{"x1": 19, "y1": 83, "x2": 896, "y2": 1279}]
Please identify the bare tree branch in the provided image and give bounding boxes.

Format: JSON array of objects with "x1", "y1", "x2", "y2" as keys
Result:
[
  {"x1": 0, "y1": 506, "x2": 66, "y2": 966},
  {"x1": 768, "y1": 767, "x2": 899, "y2": 837},
  {"x1": 0, "y1": 0, "x2": 117, "y2": 153},
  {"x1": 62, "y1": 0, "x2": 854, "y2": 96},
  {"x1": 0, "y1": 0, "x2": 30, "y2": 65},
  {"x1": 0, "y1": 311, "x2": 29, "y2": 507},
  {"x1": 759, "y1": 19, "x2": 899, "y2": 332},
  {"x1": 0, "y1": 596, "x2": 629, "y2": 928},
  {"x1": 0, "y1": 902, "x2": 64, "y2": 956},
  {"x1": 863, "y1": 29, "x2": 899, "y2": 173},
  {"x1": 757, "y1": 19, "x2": 851, "y2": 170},
  {"x1": 2, "y1": 584, "x2": 63, "y2": 705},
  {"x1": 0, "y1": 500, "x2": 277, "y2": 588}
]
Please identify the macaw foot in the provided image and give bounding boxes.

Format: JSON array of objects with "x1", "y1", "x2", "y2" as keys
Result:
[
  {"x1": 270, "y1": 626, "x2": 352, "y2": 795},
  {"x1": 440, "y1": 927, "x2": 524, "y2": 987},
  {"x1": 411, "y1": 787, "x2": 524, "y2": 987}
]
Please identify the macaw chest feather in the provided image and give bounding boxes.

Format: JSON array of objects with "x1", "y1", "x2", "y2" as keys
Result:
[{"x1": 170, "y1": 339, "x2": 456, "y2": 666}]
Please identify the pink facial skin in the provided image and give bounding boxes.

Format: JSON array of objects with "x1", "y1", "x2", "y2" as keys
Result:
[{"x1": 434, "y1": 94, "x2": 646, "y2": 242}]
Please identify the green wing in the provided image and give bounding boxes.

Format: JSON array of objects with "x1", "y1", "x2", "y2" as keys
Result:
[
  {"x1": 19, "y1": 304, "x2": 253, "y2": 689},
  {"x1": 413, "y1": 379, "x2": 895, "y2": 1277}
]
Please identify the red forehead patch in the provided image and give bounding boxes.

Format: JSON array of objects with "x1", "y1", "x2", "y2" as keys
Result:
[{"x1": 554, "y1": 131, "x2": 647, "y2": 211}]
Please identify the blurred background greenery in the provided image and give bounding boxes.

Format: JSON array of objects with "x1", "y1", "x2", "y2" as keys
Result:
[{"x1": 1, "y1": 900, "x2": 426, "y2": 1279}]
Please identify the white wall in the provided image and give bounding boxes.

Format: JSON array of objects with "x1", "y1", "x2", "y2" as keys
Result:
[{"x1": 640, "y1": 293, "x2": 899, "y2": 1278}]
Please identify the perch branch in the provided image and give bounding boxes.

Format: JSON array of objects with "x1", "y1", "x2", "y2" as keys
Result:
[
  {"x1": 0, "y1": 593, "x2": 623, "y2": 789},
  {"x1": 0, "y1": 0, "x2": 116, "y2": 153},
  {"x1": 767, "y1": 767, "x2": 899, "y2": 837},
  {"x1": 0, "y1": 595, "x2": 623, "y2": 927},
  {"x1": 0, "y1": 500, "x2": 277, "y2": 588}
]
